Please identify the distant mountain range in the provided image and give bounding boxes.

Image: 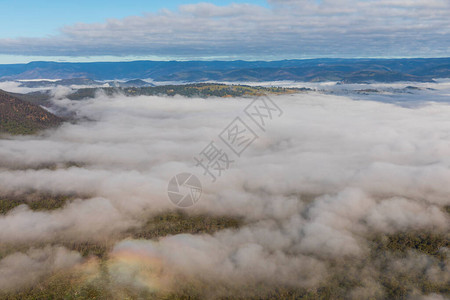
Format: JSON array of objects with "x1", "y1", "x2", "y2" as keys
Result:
[
  {"x1": 0, "y1": 90, "x2": 62, "y2": 134},
  {"x1": 1, "y1": 58, "x2": 449, "y2": 83}
]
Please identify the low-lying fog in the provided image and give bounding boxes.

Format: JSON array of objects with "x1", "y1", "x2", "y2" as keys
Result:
[{"x1": 0, "y1": 84, "x2": 448, "y2": 299}]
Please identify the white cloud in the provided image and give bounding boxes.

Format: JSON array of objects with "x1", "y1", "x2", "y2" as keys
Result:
[
  {"x1": 0, "y1": 87, "x2": 449, "y2": 296},
  {"x1": 0, "y1": 246, "x2": 82, "y2": 291},
  {"x1": 0, "y1": 0, "x2": 449, "y2": 58}
]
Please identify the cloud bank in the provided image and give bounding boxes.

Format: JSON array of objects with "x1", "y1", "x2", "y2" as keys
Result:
[
  {"x1": 0, "y1": 0, "x2": 449, "y2": 58},
  {"x1": 0, "y1": 88, "x2": 448, "y2": 297},
  {"x1": 0, "y1": 246, "x2": 82, "y2": 291}
]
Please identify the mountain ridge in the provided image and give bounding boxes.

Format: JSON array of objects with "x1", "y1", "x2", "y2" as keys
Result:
[{"x1": 1, "y1": 58, "x2": 449, "y2": 83}]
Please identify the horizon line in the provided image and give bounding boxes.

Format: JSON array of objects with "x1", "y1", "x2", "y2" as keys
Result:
[{"x1": 1, "y1": 56, "x2": 450, "y2": 65}]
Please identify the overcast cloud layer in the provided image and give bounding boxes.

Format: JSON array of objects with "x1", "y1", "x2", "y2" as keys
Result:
[{"x1": 1, "y1": 0, "x2": 449, "y2": 58}]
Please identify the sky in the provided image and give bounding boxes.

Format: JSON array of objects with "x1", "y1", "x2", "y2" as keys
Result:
[{"x1": 0, "y1": 0, "x2": 449, "y2": 63}]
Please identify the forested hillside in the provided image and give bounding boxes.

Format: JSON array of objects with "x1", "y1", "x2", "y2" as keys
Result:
[{"x1": 0, "y1": 90, "x2": 62, "y2": 134}]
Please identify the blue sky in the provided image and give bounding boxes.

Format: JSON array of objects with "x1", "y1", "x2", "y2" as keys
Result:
[
  {"x1": 0, "y1": 0, "x2": 267, "y2": 38},
  {"x1": 0, "y1": 0, "x2": 448, "y2": 63}
]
